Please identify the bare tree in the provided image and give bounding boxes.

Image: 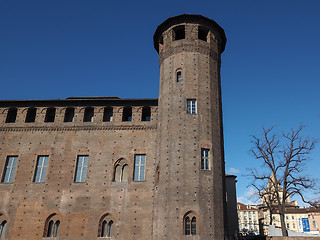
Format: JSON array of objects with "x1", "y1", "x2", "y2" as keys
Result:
[{"x1": 248, "y1": 125, "x2": 318, "y2": 236}]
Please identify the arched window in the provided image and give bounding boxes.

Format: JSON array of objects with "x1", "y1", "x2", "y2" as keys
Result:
[
  {"x1": 107, "y1": 220, "x2": 113, "y2": 237},
  {"x1": 98, "y1": 214, "x2": 114, "y2": 237},
  {"x1": 0, "y1": 221, "x2": 7, "y2": 239},
  {"x1": 185, "y1": 217, "x2": 190, "y2": 235},
  {"x1": 43, "y1": 214, "x2": 60, "y2": 238},
  {"x1": 191, "y1": 217, "x2": 196, "y2": 235},
  {"x1": 47, "y1": 220, "x2": 54, "y2": 237},
  {"x1": 184, "y1": 211, "x2": 197, "y2": 236},
  {"x1": 101, "y1": 220, "x2": 107, "y2": 237},
  {"x1": 121, "y1": 165, "x2": 128, "y2": 182},
  {"x1": 176, "y1": 71, "x2": 182, "y2": 82},
  {"x1": 113, "y1": 159, "x2": 128, "y2": 182}
]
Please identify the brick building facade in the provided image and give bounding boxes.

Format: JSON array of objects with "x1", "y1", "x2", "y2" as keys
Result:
[{"x1": 0, "y1": 14, "x2": 228, "y2": 240}]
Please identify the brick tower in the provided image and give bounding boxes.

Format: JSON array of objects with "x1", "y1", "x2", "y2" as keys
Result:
[{"x1": 152, "y1": 15, "x2": 227, "y2": 239}]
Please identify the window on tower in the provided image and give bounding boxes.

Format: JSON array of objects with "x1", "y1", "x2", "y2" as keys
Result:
[
  {"x1": 176, "y1": 71, "x2": 182, "y2": 82},
  {"x1": 201, "y1": 149, "x2": 210, "y2": 170},
  {"x1": 173, "y1": 25, "x2": 185, "y2": 41},
  {"x1": 198, "y1": 26, "x2": 209, "y2": 42},
  {"x1": 133, "y1": 154, "x2": 146, "y2": 181},
  {"x1": 0, "y1": 220, "x2": 7, "y2": 238},
  {"x1": 187, "y1": 99, "x2": 197, "y2": 114},
  {"x1": 184, "y1": 212, "x2": 197, "y2": 236}
]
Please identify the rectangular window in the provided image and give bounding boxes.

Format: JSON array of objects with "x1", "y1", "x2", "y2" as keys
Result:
[
  {"x1": 201, "y1": 149, "x2": 210, "y2": 170},
  {"x1": 75, "y1": 155, "x2": 88, "y2": 182},
  {"x1": 141, "y1": 107, "x2": 151, "y2": 121},
  {"x1": 133, "y1": 154, "x2": 146, "y2": 181},
  {"x1": 25, "y1": 108, "x2": 37, "y2": 123},
  {"x1": 177, "y1": 71, "x2": 182, "y2": 82},
  {"x1": 122, "y1": 107, "x2": 132, "y2": 122},
  {"x1": 187, "y1": 99, "x2": 197, "y2": 114},
  {"x1": 34, "y1": 156, "x2": 48, "y2": 183},
  {"x1": 2, "y1": 156, "x2": 18, "y2": 183},
  {"x1": 103, "y1": 107, "x2": 113, "y2": 122},
  {"x1": 64, "y1": 108, "x2": 75, "y2": 122},
  {"x1": 6, "y1": 108, "x2": 17, "y2": 123},
  {"x1": 83, "y1": 107, "x2": 94, "y2": 122},
  {"x1": 44, "y1": 108, "x2": 56, "y2": 122},
  {"x1": 313, "y1": 221, "x2": 317, "y2": 228}
]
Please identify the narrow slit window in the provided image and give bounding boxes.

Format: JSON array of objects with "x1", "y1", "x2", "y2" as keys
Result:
[
  {"x1": 103, "y1": 107, "x2": 113, "y2": 122},
  {"x1": 141, "y1": 107, "x2": 151, "y2": 121},
  {"x1": 64, "y1": 108, "x2": 75, "y2": 122},
  {"x1": 173, "y1": 25, "x2": 185, "y2": 41},
  {"x1": 2, "y1": 156, "x2": 18, "y2": 183},
  {"x1": 6, "y1": 108, "x2": 17, "y2": 123},
  {"x1": 177, "y1": 71, "x2": 182, "y2": 82},
  {"x1": 83, "y1": 107, "x2": 94, "y2": 122},
  {"x1": 159, "y1": 35, "x2": 164, "y2": 52},
  {"x1": 34, "y1": 156, "x2": 48, "y2": 183},
  {"x1": 44, "y1": 108, "x2": 56, "y2": 122},
  {"x1": 122, "y1": 107, "x2": 132, "y2": 122},
  {"x1": 25, "y1": 108, "x2": 37, "y2": 123}
]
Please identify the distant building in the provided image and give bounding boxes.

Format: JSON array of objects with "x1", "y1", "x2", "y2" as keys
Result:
[{"x1": 237, "y1": 203, "x2": 259, "y2": 235}]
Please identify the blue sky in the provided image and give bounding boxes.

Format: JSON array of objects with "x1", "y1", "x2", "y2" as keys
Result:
[{"x1": 1, "y1": 1, "x2": 319, "y2": 205}]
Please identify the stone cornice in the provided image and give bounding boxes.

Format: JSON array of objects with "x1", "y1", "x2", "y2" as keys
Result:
[
  {"x1": 0, "y1": 125, "x2": 157, "y2": 132},
  {"x1": 159, "y1": 43, "x2": 219, "y2": 63}
]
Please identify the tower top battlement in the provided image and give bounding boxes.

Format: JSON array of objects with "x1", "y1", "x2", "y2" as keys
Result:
[{"x1": 153, "y1": 14, "x2": 227, "y2": 53}]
